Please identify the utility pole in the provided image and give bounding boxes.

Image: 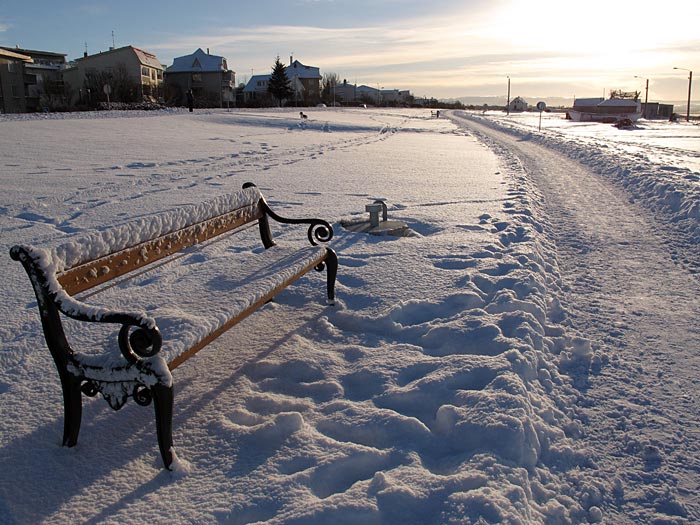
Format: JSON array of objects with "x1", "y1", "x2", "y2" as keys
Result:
[
  {"x1": 674, "y1": 67, "x2": 693, "y2": 122},
  {"x1": 635, "y1": 76, "x2": 649, "y2": 118}
]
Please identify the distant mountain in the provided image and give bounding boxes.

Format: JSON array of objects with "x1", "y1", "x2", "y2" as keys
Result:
[{"x1": 445, "y1": 95, "x2": 574, "y2": 108}]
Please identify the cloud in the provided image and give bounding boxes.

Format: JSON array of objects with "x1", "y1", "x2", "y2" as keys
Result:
[
  {"x1": 76, "y1": 3, "x2": 109, "y2": 15},
  {"x1": 144, "y1": 4, "x2": 698, "y2": 100}
]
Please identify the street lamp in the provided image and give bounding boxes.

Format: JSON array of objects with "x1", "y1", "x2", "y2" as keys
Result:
[
  {"x1": 673, "y1": 67, "x2": 693, "y2": 122},
  {"x1": 634, "y1": 76, "x2": 649, "y2": 118},
  {"x1": 506, "y1": 76, "x2": 511, "y2": 115}
]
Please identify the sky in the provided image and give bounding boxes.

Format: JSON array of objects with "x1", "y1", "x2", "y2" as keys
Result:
[{"x1": 2, "y1": 0, "x2": 699, "y2": 104}]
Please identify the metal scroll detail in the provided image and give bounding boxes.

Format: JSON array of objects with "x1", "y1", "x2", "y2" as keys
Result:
[
  {"x1": 258, "y1": 199, "x2": 334, "y2": 246},
  {"x1": 308, "y1": 223, "x2": 333, "y2": 246},
  {"x1": 77, "y1": 377, "x2": 153, "y2": 411},
  {"x1": 118, "y1": 324, "x2": 163, "y2": 364}
]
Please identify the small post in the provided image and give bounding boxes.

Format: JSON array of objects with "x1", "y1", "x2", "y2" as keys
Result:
[{"x1": 365, "y1": 203, "x2": 383, "y2": 228}]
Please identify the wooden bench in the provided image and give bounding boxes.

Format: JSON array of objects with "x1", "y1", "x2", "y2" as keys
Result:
[{"x1": 10, "y1": 182, "x2": 337, "y2": 469}]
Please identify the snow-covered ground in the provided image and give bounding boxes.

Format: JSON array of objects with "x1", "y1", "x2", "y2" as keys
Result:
[{"x1": 0, "y1": 107, "x2": 698, "y2": 524}]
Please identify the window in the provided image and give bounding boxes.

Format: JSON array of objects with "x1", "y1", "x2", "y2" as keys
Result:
[
  {"x1": 192, "y1": 74, "x2": 202, "y2": 82},
  {"x1": 7, "y1": 61, "x2": 17, "y2": 73},
  {"x1": 141, "y1": 66, "x2": 149, "y2": 77}
]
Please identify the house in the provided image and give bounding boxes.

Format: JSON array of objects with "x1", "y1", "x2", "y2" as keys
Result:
[
  {"x1": 1, "y1": 46, "x2": 67, "y2": 112},
  {"x1": 243, "y1": 74, "x2": 272, "y2": 104},
  {"x1": 335, "y1": 80, "x2": 356, "y2": 104},
  {"x1": 286, "y1": 58, "x2": 321, "y2": 105},
  {"x1": 0, "y1": 48, "x2": 33, "y2": 113},
  {"x1": 381, "y1": 88, "x2": 412, "y2": 105},
  {"x1": 165, "y1": 48, "x2": 235, "y2": 107},
  {"x1": 508, "y1": 96, "x2": 528, "y2": 112},
  {"x1": 333, "y1": 81, "x2": 411, "y2": 106},
  {"x1": 356, "y1": 85, "x2": 381, "y2": 104},
  {"x1": 62, "y1": 45, "x2": 164, "y2": 106}
]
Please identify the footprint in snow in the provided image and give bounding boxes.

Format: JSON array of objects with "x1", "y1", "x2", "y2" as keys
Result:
[{"x1": 431, "y1": 256, "x2": 478, "y2": 271}]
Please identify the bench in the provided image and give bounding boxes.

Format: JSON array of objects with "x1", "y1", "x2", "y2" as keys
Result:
[
  {"x1": 430, "y1": 110, "x2": 440, "y2": 118},
  {"x1": 10, "y1": 182, "x2": 337, "y2": 469}
]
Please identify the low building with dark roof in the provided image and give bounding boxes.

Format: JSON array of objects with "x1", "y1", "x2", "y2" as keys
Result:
[{"x1": 0, "y1": 47, "x2": 33, "y2": 113}]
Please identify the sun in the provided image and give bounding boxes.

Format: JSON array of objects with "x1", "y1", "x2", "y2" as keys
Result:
[{"x1": 478, "y1": 0, "x2": 699, "y2": 56}]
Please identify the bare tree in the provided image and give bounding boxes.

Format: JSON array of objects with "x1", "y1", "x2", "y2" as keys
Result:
[{"x1": 321, "y1": 72, "x2": 340, "y2": 105}]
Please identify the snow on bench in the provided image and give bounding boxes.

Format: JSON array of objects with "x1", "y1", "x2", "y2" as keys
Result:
[{"x1": 10, "y1": 183, "x2": 338, "y2": 470}]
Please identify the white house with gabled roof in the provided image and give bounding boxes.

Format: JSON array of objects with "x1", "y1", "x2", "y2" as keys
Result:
[
  {"x1": 165, "y1": 48, "x2": 235, "y2": 107},
  {"x1": 508, "y1": 96, "x2": 528, "y2": 112},
  {"x1": 356, "y1": 85, "x2": 381, "y2": 104},
  {"x1": 243, "y1": 74, "x2": 272, "y2": 104}
]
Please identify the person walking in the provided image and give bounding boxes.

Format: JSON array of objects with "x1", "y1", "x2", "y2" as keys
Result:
[{"x1": 186, "y1": 90, "x2": 194, "y2": 112}]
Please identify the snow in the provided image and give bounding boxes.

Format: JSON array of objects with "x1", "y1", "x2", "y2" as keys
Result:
[
  {"x1": 1, "y1": 107, "x2": 699, "y2": 524},
  {"x1": 49, "y1": 185, "x2": 263, "y2": 270}
]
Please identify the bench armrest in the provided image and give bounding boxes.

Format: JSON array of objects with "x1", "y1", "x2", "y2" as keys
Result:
[
  {"x1": 11, "y1": 244, "x2": 161, "y2": 364},
  {"x1": 53, "y1": 287, "x2": 162, "y2": 364},
  {"x1": 259, "y1": 200, "x2": 333, "y2": 246},
  {"x1": 241, "y1": 182, "x2": 333, "y2": 247}
]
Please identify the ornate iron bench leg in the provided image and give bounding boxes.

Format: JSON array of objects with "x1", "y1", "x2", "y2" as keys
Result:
[
  {"x1": 153, "y1": 384, "x2": 174, "y2": 469},
  {"x1": 325, "y1": 249, "x2": 338, "y2": 304},
  {"x1": 61, "y1": 372, "x2": 83, "y2": 447}
]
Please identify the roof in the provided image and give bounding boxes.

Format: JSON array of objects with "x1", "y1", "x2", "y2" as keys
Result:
[
  {"x1": 74, "y1": 45, "x2": 164, "y2": 70},
  {"x1": 0, "y1": 48, "x2": 33, "y2": 62},
  {"x1": 0, "y1": 46, "x2": 66, "y2": 59},
  {"x1": 573, "y1": 97, "x2": 605, "y2": 106},
  {"x1": 599, "y1": 98, "x2": 639, "y2": 107},
  {"x1": 287, "y1": 59, "x2": 321, "y2": 80},
  {"x1": 166, "y1": 48, "x2": 227, "y2": 73},
  {"x1": 132, "y1": 47, "x2": 163, "y2": 70}
]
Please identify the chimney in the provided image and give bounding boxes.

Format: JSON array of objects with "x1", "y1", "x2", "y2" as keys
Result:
[
  {"x1": 207, "y1": 48, "x2": 210, "y2": 54},
  {"x1": 290, "y1": 55, "x2": 293, "y2": 66}
]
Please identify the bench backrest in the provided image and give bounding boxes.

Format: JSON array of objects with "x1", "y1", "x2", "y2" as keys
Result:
[{"x1": 54, "y1": 186, "x2": 265, "y2": 295}]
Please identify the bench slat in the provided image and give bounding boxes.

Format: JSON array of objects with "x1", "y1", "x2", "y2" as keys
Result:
[
  {"x1": 58, "y1": 203, "x2": 263, "y2": 295},
  {"x1": 167, "y1": 247, "x2": 328, "y2": 370}
]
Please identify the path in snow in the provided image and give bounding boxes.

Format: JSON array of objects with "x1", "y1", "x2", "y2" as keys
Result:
[{"x1": 453, "y1": 114, "x2": 700, "y2": 524}]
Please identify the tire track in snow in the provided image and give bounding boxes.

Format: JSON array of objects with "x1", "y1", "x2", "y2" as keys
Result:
[{"x1": 454, "y1": 114, "x2": 700, "y2": 524}]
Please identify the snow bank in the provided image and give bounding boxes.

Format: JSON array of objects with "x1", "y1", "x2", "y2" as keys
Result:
[{"x1": 460, "y1": 111, "x2": 700, "y2": 247}]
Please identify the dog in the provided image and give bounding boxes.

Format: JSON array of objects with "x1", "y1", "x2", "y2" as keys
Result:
[{"x1": 300, "y1": 112, "x2": 308, "y2": 119}]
